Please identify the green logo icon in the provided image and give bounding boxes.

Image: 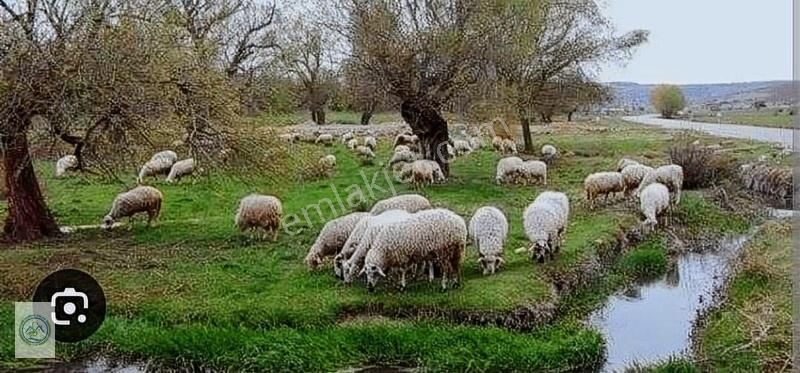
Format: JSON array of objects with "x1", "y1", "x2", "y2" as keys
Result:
[{"x1": 19, "y1": 315, "x2": 50, "y2": 346}]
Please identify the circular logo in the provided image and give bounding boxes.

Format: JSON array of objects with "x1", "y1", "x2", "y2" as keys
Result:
[
  {"x1": 33, "y1": 269, "x2": 106, "y2": 343},
  {"x1": 19, "y1": 315, "x2": 50, "y2": 345}
]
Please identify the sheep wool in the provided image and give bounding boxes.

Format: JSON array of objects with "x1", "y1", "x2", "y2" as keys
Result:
[
  {"x1": 468, "y1": 206, "x2": 508, "y2": 275},
  {"x1": 235, "y1": 194, "x2": 283, "y2": 240},
  {"x1": 639, "y1": 182, "x2": 670, "y2": 232},
  {"x1": 346, "y1": 138, "x2": 359, "y2": 150},
  {"x1": 495, "y1": 157, "x2": 524, "y2": 184},
  {"x1": 166, "y1": 158, "x2": 195, "y2": 183},
  {"x1": 341, "y1": 132, "x2": 354, "y2": 143},
  {"x1": 389, "y1": 149, "x2": 417, "y2": 168},
  {"x1": 502, "y1": 139, "x2": 518, "y2": 155},
  {"x1": 584, "y1": 172, "x2": 624, "y2": 208},
  {"x1": 315, "y1": 134, "x2": 334, "y2": 145},
  {"x1": 340, "y1": 209, "x2": 413, "y2": 283},
  {"x1": 492, "y1": 136, "x2": 503, "y2": 152},
  {"x1": 522, "y1": 191, "x2": 569, "y2": 263},
  {"x1": 621, "y1": 164, "x2": 654, "y2": 196},
  {"x1": 304, "y1": 212, "x2": 370, "y2": 270},
  {"x1": 364, "y1": 136, "x2": 377, "y2": 150},
  {"x1": 453, "y1": 140, "x2": 472, "y2": 156},
  {"x1": 637, "y1": 164, "x2": 684, "y2": 204},
  {"x1": 355, "y1": 145, "x2": 375, "y2": 159},
  {"x1": 521, "y1": 160, "x2": 547, "y2": 185},
  {"x1": 101, "y1": 186, "x2": 163, "y2": 229},
  {"x1": 362, "y1": 208, "x2": 467, "y2": 291},
  {"x1": 138, "y1": 151, "x2": 178, "y2": 183},
  {"x1": 616, "y1": 158, "x2": 641, "y2": 172},
  {"x1": 370, "y1": 194, "x2": 431, "y2": 215},
  {"x1": 55, "y1": 155, "x2": 78, "y2": 178},
  {"x1": 319, "y1": 155, "x2": 336, "y2": 176}
]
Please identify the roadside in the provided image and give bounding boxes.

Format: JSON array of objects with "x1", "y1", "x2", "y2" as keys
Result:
[{"x1": 686, "y1": 110, "x2": 794, "y2": 129}]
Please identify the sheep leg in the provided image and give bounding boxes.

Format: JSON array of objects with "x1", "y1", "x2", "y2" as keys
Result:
[
  {"x1": 271, "y1": 227, "x2": 278, "y2": 242},
  {"x1": 399, "y1": 270, "x2": 407, "y2": 291},
  {"x1": 427, "y1": 262, "x2": 435, "y2": 282}
]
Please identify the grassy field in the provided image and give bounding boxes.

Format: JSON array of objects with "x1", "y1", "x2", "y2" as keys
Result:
[
  {"x1": 0, "y1": 119, "x2": 784, "y2": 370},
  {"x1": 687, "y1": 109, "x2": 795, "y2": 129}
]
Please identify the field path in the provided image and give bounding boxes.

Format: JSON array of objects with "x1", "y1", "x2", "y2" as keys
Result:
[{"x1": 623, "y1": 114, "x2": 795, "y2": 150}]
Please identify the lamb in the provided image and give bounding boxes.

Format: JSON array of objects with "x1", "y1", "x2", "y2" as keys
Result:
[
  {"x1": 468, "y1": 206, "x2": 508, "y2": 275},
  {"x1": 341, "y1": 132, "x2": 354, "y2": 143},
  {"x1": 453, "y1": 139, "x2": 472, "y2": 156},
  {"x1": 639, "y1": 183, "x2": 670, "y2": 232},
  {"x1": 361, "y1": 208, "x2": 467, "y2": 291},
  {"x1": 584, "y1": 172, "x2": 625, "y2": 208},
  {"x1": 495, "y1": 156, "x2": 524, "y2": 184},
  {"x1": 315, "y1": 134, "x2": 334, "y2": 146},
  {"x1": 137, "y1": 150, "x2": 178, "y2": 183},
  {"x1": 492, "y1": 136, "x2": 503, "y2": 152},
  {"x1": 620, "y1": 164, "x2": 654, "y2": 196},
  {"x1": 541, "y1": 144, "x2": 558, "y2": 164},
  {"x1": 364, "y1": 136, "x2": 377, "y2": 151},
  {"x1": 338, "y1": 209, "x2": 413, "y2": 283},
  {"x1": 636, "y1": 164, "x2": 684, "y2": 204},
  {"x1": 234, "y1": 194, "x2": 283, "y2": 240},
  {"x1": 346, "y1": 138, "x2": 359, "y2": 150},
  {"x1": 304, "y1": 212, "x2": 370, "y2": 270},
  {"x1": 165, "y1": 158, "x2": 195, "y2": 183},
  {"x1": 101, "y1": 186, "x2": 163, "y2": 230},
  {"x1": 55, "y1": 155, "x2": 78, "y2": 178},
  {"x1": 617, "y1": 158, "x2": 641, "y2": 172},
  {"x1": 370, "y1": 194, "x2": 431, "y2": 215},
  {"x1": 319, "y1": 155, "x2": 336, "y2": 176},
  {"x1": 502, "y1": 138, "x2": 518, "y2": 155},
  {"x1": 519, "y1": 191, "x2": 569, "y2": 263}
]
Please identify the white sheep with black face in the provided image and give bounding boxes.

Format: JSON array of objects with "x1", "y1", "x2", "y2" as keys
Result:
[
  {"x1": 234, "y1": 194, "x2": 282, "y2": 240},
  {"x1": 639, "y1": 182, "x2": 670, "y2": 233},
  {"x1": 55, "y1": 155, "x2": 79, "y2": 178},
  {"x1": 362, "y1": 208, "x2": 467, "y2": 291},
  {"x1": 468, "y1": 206, "x2": 508, "y2": 275},
  {"x1": 520, "y1": 191, "x2": 569, "y2": 263},
  {"x1": 101, "y1": 186, "x2": 163, "y2": 230},
  {"x1": 636, "y1": 164, "x2": 684, "y2": 204},
  {"x1": 304, "y1": 212, "x2": 370, "y2": 270},
  {"x1": 338, "y1": 209, "x2": 412, "y2": 283},
  {"x1": 137, "y1": 150, "x2": 178, "y2": 183}
]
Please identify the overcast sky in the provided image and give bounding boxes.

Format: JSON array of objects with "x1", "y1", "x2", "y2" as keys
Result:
[{"x1": 599, "y1": 0, "x2": 793, "y2": 84}]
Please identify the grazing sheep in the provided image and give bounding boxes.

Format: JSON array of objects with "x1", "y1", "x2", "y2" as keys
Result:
[
  {"x1": 319, "y1": 155, "x2": 336, "y2": 176},
  {"x1": 492, "y1": 136, "x2": 503, "y2": 152},
  {"x1": 235, "y1": 194, "x2": 283, "y2": 240},
  {"x1": 453, "y1": 140, "x2": 472, "y2": 156},
  {"x1": 637, "y1": 165, "x2": 684, "y2": 204},
  {"x1": 315, "y1": 134, "x2": 334, "y2": 146},
  {"x1": 584, "y1": 172, "x2": 625, "y2": 208},
  {"x1": 361, "y1": 208, "x2": 467, "y2": 291},
  {"x1": 617, "y1": 158, "x2": 642, "y2": 172},
  {"x1": 398, "y1": 160, "x2": 444, "y2": 186},
  {"x1": 355, "y1": 145, "x2": 376, "y2": 160},
  {"x1": 520, "y1": 191, "x2": 570, "y2": 263},
  {"x1": 339, "y1": 209, "x2": 413, "y2": 283},
  {"x1": 280, "y1": 132, "x2": 300, "y2": 143},
  {"x1": 101, "y1": 186, "x2": 163, "y2": 229},
  {"x1": 137, "y1": 150, "x2": 178, "y2": 183},
  {"x1": 165, "y1": 158, "x2": 195, "y2": 183},
  {"x1": 502, "y1": 139, "x2": 518, "y2": 155},
  {"x1": 346, "y1": 138, "x2": 359, "y2": 150},
  {"x1": 304, "y1": 212, "x2": 370, "y2": 270},
  {"x1": 639, "y1": 183, "x2": 670, "y2": 233},
  {"x1": 468, "y1": 206, "x2": 508, "y2": 275},
  {"x1": 55, "y1": 155, "x2": 78, "y2": 178},
  {"x1": 364, "y1": 136, "x2": 377, "y2": 151},
  {"x1": 621, "y1": 164, "x2": 654, "y2": 196},
  {"x1": 394, "y1": 145, "x2": 411, "y2": 153},
  {"x1": 541, "y1": 144, "x2": 558, "y2": 164},
  {"x1": 370, "y1": 194, "x2": 431, "y2": 215},
  {"x1": 495, "y1": 156, "x2": 525, "y2": 184},
  {"x1": 341, "y1": 132, "x2": 355, "y2": 143},
  {"x1": 520, "y1": 160, "x2": 548, "y2": 185},
  {"x1": 389, "y1": 148, "x2": 417, "y2": 168}
]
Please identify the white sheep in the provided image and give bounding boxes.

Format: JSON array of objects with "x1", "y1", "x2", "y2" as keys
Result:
[
  {"x1": 541, "y1": 144, "x2": 558, "y2": 164},
  {"x1": 520, "y1": 191, "x2": 569, "y2": 263},
  {"x1": 502, "y1": 139, "x2": 518, "y2": 155},
  {"x1": 101, "y1": 186, "x2": 163, "y2": 229},
  {"x1": 520, "y1": 160, "x2": 547, "y2": 185},
  {"x1": 361, "y1": 208, "x2": 467, "y2": 291},
  {"x1": 315, "y1": 134, "x2": 334, "y2": 146},
  {"x1": 364, "y1": 136, "x2": 377, "y2": 151},
  {"x1": 137, "y1": 150, "x2": 178, "y2": 183},
  {"x1": 346, "y1": 138, "x2": 359, "y2": 150},
  {"x1": 637, "y1": 164, "x2": 684, "y2": 204},
  {"x1": 639, "y1": 182, "x2": 670, "y2": 232},
  {"x1": 468, "y1": 206, "x2": 508, "y2": 275},
  {"x1": 341, "y1": 132, "x2": 354, "y2": 143},
  {"x1": 468, "y1": 137, "x2": 483, "y2": 151},
  {"x1": 304, "y1": 212, "x2": 370, "y2": 270},
  {"x1": 621, "y1": 164, "x2": 654, "y2": 196},
  {"x1": 165, "y1": 158, "x2": 195, "y2": 183},
  {"x1": 495, "y1": 156, "x2": 524, "y2": 184},
  {"x1": 491, "y1": 136, "x2": 503, "y2": 152},
  {"x1": 319, "y1": 155, "x2": 336, "y2": 176},
  {"x1": 453, "y1": 140, "x2": 473, "y2": 156},
  {"x1": 339, "y1": 209, "x2": 413, "y2": 283},
  {"x1": 370, "y1": 194, "x2": 431, "y2": 215},
  {"x1": 235, "y1": 194, "x2": 282, "y2": 240},
  {"x1": 584, "y1": 172, "x2": 625, "y2": 208},
  {"x1": 389, "y1": 149, "x2": 417, "y2": 169},
  {"x1": 394, "y1": 145, "x2": 411, "y2": 153},
  {"x1": 617, "y1": 158, "x2": 641, "y2": 172},
  {"x1": 55, "y1": 155, "x2": 78, "y2": 178},
  {"x1": 280, "y1": 133, "x2": 300, "y2": 143},
  {"x1": 355, "y1": 145, "x2": 375, "y2": 160},
  {"x1": 398, "y1": 160, "x2": 444, "y2": 186}
]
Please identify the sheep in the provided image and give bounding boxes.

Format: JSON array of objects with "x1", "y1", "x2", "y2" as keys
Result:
[
  {"x1": 519, "y1": 191, "x2": 569, "y2": 263},
  {"x1": 165, "y1": 158, "x2": 195, "y2": 183},
  {"x1": 339, "y1": 209, "x2": 413, "y2": 283},
  {"x1": 389, "y1": 148, "x2": 417, "y2": 169},
  {"x1": 304, "y1": 212, "x2": 371, "y2": 270},
  {"x1": 361, "y1": 208, "x2": 467, "y2": 291},
  {"x1": 346, "y1": 138, "x2": 359, "y2": 150},
  {"x1": 468, "y1": 137, "x2": 483, "y2": 151},
  {"x1": 398, "y1": 160, "x2": 444, "y2": 186},
  {"x1": 492, "y1": 136, "x2": 503, "y2": 152},
  {"x1": 55, "y1": 155, "x2": 78, "y2": 178},
  {"x1": 364, "y1": 136, "x2": 377, "y2": 151},
  {"x1": 495, "y1": 156, "x2": 524, "y2": 184},
  {"x1": 636, "y1": 164, "x2": 684, "y2": 204},
  {"x1": 101, "y1": 186, "x2": 163, "y2": 230},
  {"x1": 502, "y1": 139, "x2": 518, "y2": 155},
  {"x1": 617, "y1": 158, "x2": 641, "y2": 172},
  {"x1": 355, "y1": 145, "x2": 375, "y2": 160},
  {"x1": 394, "y1": 133, "x2": 417, "y2": 148},
  {"x1": 468, "y1": 206, "x2": 508, "y2": 275},
  {"x1": 341, "y1": 132, "x2": 355, "y2": 143},
  {"x1": 520, "y1": 160, "x2": 547, "y2": 185},
  {"x1": 370, "y1": 194, "x2": 431, "y2": 215},
  {"x1": 234, "y1": 194, "x2": 283, "y2": 240},
  {"x1": 319, "y1": 155, "x2": 336, "y2": 176},
  {"x1": 137, "y1": 150, "x2": 178, "y2": 183},
  {"x1": 394, "y1": 145, "x2": 411, "y2": 153},
  {"x1": 280, "y1": 133, "x2": 300, "y2": 143},
  {"x1": 584, "y1": 172, "x2": 624, "y2": 208},
  {"x1": 315, "y1": 134, "x2": 334, "y2": 146},
  {"x1": 639, "y1": 183, "x2": 670, "y2": 233},
  {"x1": 453, "y1": 139, "x2": 472, "y2": 156},
  {"x1": 541, "y1": 144, "x2": 558, "y2": 164},
  {"x1": 446, "y1": 143, "x2": 455, "y2": 158},
  {"x1": 621, "y1": 164, "x2": 654, "y2": 196}
]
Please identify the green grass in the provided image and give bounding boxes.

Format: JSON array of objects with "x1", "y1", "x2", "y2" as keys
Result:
[
  {"x1": 687, "y1": 110, "x2": 795, "y2": 129},
  {"x1": 618, "y1": 237, "x2": 668, "y2": 280}
]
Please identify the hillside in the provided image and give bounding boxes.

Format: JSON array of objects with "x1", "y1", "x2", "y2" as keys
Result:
[{"x1": 607, "y1": 80, "x2": 796, "y2": 110}]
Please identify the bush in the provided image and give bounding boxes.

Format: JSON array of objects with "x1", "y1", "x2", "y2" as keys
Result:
[
  {"x1": 620, "y1": 240, "x2": 668, "y2": 279},
  {"x1": 669, "y1": 136, "x2": 737, "y2": 189},
  {"x1": 650, "y1": 84, "x2": 686, "y2": 119}
]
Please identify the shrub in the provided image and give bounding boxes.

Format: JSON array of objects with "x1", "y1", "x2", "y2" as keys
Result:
[
  {"x1": 669, "y1": 135, "x2": 737, "y2": 189},
  {"x1": 650, "y1": 84, "x2": 686, "y2": 119},
  {"x1": 620, "y1": 240, "x2": 668, "y2": 280}
]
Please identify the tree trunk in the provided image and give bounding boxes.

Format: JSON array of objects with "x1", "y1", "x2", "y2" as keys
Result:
[
  {"x1": 311, "y1": 108, "x2": 325, "y2": 125},
  {"x1": 520, "y1": 117, "x2": 533, "y2": 153},
  {"x1": 360, "y1": 111, "x2": 373, "y2": 126},
  {"x1": 567, "y1": 111, "x2": 574, "y2": 122},
  {"x1": 400, "y1": 97, "x2": 450, "y2": 176},
  {"x1": 2, "y1": 131, "x2": 60, "y2": 242}
]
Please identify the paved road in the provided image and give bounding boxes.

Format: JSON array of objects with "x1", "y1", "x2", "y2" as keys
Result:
[{"x1": 622, "y1": 114, "x2": 795, "y2": 150}]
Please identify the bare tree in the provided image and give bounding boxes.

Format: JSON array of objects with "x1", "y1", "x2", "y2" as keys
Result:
[{"x1": 279, "y1": 19, "x2": 334, "y2": 125}]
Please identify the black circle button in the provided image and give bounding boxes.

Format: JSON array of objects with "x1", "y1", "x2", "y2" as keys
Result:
[{"x1": 32, "y1": 269, "x2": 106, "y2": 343}]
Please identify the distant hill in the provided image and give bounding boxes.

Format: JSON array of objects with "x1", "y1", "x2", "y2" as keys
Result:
[{"x1": 606, "y1": 81, "x2": 796, "y2": 110}]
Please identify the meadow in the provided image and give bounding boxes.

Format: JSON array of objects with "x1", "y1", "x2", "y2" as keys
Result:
[
  {"x1": 0, "y1": 119, "x2": 784, "y2": 371},
  {"x1": 687, "y1": 109, "x2": 795, "y2": 129}
]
